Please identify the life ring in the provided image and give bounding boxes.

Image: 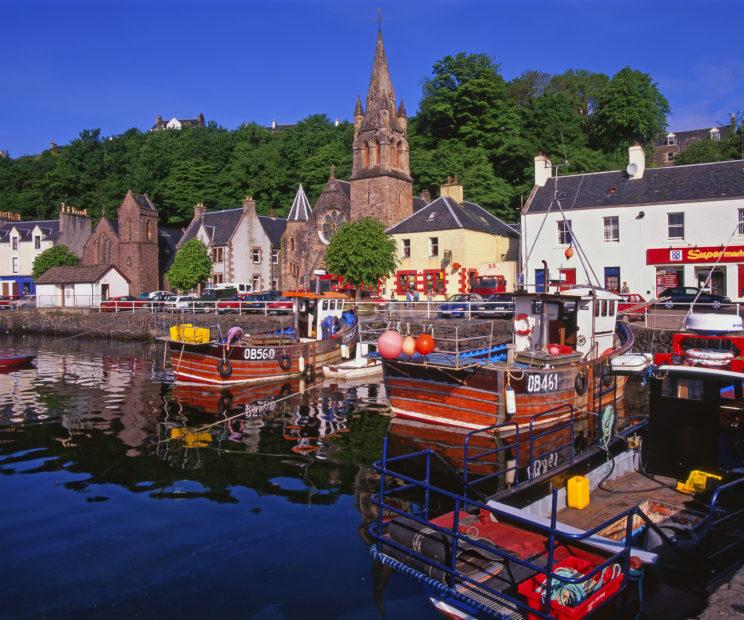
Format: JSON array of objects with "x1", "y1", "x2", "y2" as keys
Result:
[
  {"x1": 218, "y1": 391, "x2": 234, "y2": 411},
  {"x1": 575, "y1": 372, "x2": 588, "y2": 396},
  {"x1": 304, "y1": 363, "x2": 316, "y2": 383},
  {"x1": 514, "y1": 313, "x2": 531, "y2": 337},
  {"x1": 217, "y1": 358, "x2": 233, "y2": 379},
  {"x1": 278, "y1": 353, "x2": 292, "y2": 371}
]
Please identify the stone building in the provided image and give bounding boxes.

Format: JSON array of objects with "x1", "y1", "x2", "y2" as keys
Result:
[
  {"x1": 653, "y1": 116, "x2": 736, "y2": 166},
  {"x1": 280, "y1": 30, "x2": 422, "y2": 289},
  {"x1": 0, "y1": 205, "x2": 91, "y2": 296},
  {"x1": 151, "y1": 113, "x2": 205, "y2": 131},
  {"x1": 82, "y1": 191, "x2": 160, "y2": 296}
]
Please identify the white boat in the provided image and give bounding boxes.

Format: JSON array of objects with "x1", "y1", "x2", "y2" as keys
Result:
[
  {"x1": 685, "y1": 313, "x2": 742, "y2": 335},
  {"x1": 322, "y1": 343, "x2": 382, "y2": 380}
]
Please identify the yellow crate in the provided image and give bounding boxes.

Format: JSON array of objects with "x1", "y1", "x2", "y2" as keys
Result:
[
  {"x1": 170, "y1": 323, "x2": 210, "y2": 343},
  {"x1": 567, "y1": 475, "x2": 590, "y2": 510}
]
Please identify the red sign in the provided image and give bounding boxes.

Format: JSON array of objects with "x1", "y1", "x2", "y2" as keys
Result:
[{"x1": 646, "y1": 246, "x2": 744, "y2": 265}]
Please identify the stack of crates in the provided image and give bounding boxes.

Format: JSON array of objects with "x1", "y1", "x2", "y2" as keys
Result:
[{"x1": 170, "y1": 323, "x2": 211, "y2": 343}]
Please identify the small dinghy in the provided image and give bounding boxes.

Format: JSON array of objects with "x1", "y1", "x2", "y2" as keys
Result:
[
  {"x1": 323, "y1": 343, "x2": 382, "y2": 380},
  {"x1": 685, "y1": 313, "x2": 743, "y2": 335},
  {"x1": 609, "y1": 352, "x2": 654, "y2": 376},
  {"x1": 0, "y1": 354, "x2": 35, "y2": 369}
]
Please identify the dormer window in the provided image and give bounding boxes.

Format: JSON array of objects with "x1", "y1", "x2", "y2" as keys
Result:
[
  {"x1": 710, "y1": 128, "x2": 720, "y2": 141},
  {"x1": 427, "y1": 211, "x2": 437, "y2": 221},
  {"x1": 666, "y1": 133, "x2": 676, "y2": 146}
]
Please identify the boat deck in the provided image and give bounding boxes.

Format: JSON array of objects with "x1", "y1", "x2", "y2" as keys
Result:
[{"x1": 558, "y1": 471, "x2": 694, "y2": 531}]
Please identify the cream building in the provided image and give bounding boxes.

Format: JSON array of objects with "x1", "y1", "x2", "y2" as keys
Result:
[{"x1": 383, "y1": 179, "x2": 520, "y2": 299}]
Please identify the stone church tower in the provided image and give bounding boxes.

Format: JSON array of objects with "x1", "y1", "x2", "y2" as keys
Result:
[
  {"x1": 349, "y1": 30, "x2": 413, "y2": 228},
  {"x1": 117, "y1": 191, "x2": 159, "y2": 296}
]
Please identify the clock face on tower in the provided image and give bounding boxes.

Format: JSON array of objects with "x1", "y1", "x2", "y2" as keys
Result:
[{"x1": 318, "y1": 209, "x2": 346, "y2": 245}]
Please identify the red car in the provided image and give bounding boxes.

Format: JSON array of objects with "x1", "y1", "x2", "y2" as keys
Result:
[
  {"x1": 617, "y1": 293, "x2": 647, "y2": 321},
  {"x1": 267, "y1": 297, "x2": 294, "y2": 315},
  {"x1": 216, "y1": 294, "x2": 247, "y2": 313},
  {"x1": 100, "y1": 296, "x2": 150, "y2": 313},
  {"x1": 0, "y1": 296, "x2": 12, "y2": 309}
]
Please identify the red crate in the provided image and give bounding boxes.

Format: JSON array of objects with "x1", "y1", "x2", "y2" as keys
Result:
[{"x1": 517, "y1": 556, "x2": 623, "y2": 620}]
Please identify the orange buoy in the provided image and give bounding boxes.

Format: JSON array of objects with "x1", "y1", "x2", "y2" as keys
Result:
[
  {"x1": 401, "y1": 335, "x2": 416, "y2": 356},
  {"x1": 565, "y1": 246, "x2": 574, "y2": 259},
  {"x1": 415, "y1": 333, "x2": 435, "y2": 355}
]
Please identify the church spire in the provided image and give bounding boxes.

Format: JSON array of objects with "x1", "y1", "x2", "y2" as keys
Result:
[{"x1": 366, "y1": 30, "x2": 395, "y2": 108}]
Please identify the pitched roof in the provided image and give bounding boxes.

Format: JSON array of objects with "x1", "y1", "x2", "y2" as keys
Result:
[
  {"x1": 386, "y1": 196, "x2": 520, "y2": 237},
  {"x1": 158, "y1": 227, "x2": 183, "y2": 272},
  {"x1": 180, "y1": 208, "x2": 244, "y2": 247},
  {"x1": 287, "y1": 185, "x2": 311, "y2": 221},
  {"x1": 0, "y1": 219, "x2": 60, "y2": 242},
  {"x1": 36, "y1": 264, "x2": 128, "y2": 284},
  {"x1": 258, "y1": 216, "x2": 287, "y2": 247},
  {"x1": 131, "y1": 192, "x2": 156, "y2": 210},
  {"x1": 524, "y1": 159, "x2": 744, "y2": 213},
  {"x1": 655, "y1": 125, "x2": 734, "y2": 147}
]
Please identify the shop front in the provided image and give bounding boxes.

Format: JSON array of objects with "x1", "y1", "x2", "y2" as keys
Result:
[{"x1": 647, "y1": 246, "x2": 744, "y2": 300}]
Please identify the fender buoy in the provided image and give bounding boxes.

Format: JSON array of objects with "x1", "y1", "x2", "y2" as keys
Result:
[
  {"x1": 600, "y1": 366, "x2": 614, "y2": 388},
  {"x1": 575, "y1": 372, "x2": 588, "y2": 396},
  {"x1": 279, "y1": 383, "x2": 292, "y2": 397},
  {"x1": 304, "y1": 363, "x2": 316, "y2": 383},
  {"x1": 601, "y1": 348, "x2": 615, "y2": 358},
  {"x1": 278, "y1": 353, "x2": 292, "y2": 371},
  {"x1": 684, "y1": 348, "x2": 734, "y2": 367},
  {"x1": 217, "y1": 358, "x2": 233, "y2": 379},
  {"x1": 514, "y1": 313, "x2": 531, "y2": 337},
  {"x1": 218, "y1": 391, "x2": 234, "y2": 411}
]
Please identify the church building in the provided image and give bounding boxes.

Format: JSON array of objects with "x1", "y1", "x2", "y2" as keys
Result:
[{"x1": 281, "y1": 30, "x2": 424, "y2": 290}]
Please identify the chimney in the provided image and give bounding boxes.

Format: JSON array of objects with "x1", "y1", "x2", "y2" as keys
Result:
[
  {"x1": 194, "y1": 202, "x2": 206, "y2": 219},
  {"x1": 628, "y1": 142, "x2": 645, "y2": 180},
  {"x1": 419, "y1": 188, "x2": 431, "y2": 203},
  {"x1": 242, "y1": 196, "x2": 256, "y2": 213},
  {"x1": 440, "y1": 175, "x2": 464, "y2": 203},
  {"x1": 534, "y1": 152, "x2": 552, "y2": 187}
]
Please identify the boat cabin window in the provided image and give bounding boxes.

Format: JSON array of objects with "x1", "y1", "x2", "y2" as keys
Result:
[
  {"x1": 662, "y1": 377, "x2": 704, "y2": 401},
  {"x1": 322, "y1": 300, "x2": 329, "y2": 311},
  {"x1": 594, "y1": 300, "x2": 600, "y2": 317},
  {"x1": 609, "y1": 300, "x2": 615, "y2": 314},
  {"x1": 601, "y1": 300, "x2": 608, "y2": 316}
]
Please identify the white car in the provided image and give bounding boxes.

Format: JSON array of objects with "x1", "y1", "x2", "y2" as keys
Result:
[
  {"x1": 164, "y1": 295, "x2": 198, "y2": 311},
  {"x1": 147, "y1": 290, "x2": 171, "y2": 299}
]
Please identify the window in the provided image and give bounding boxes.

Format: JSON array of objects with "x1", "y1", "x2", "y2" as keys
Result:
[
  {"x1": 362, "y1": 142, "x2": 370, "y2": 167},
  {"x1": 402, "y1": 239, "x2": 411, "y2": 258},
  {"x1": 146, "y1": 219, "x2": 153, "y2": 240},
  {"x1": 212, "y1": 273, "x2": 223, "y2": 285},
  {"x1": 396, "y1": 271, "x2": 417, "y2": 294},
  {"x1": 604, "y1": 267, "x2": 621, "y2": 293},
  {"x1": 252, "y1": 275, "x2": 261, "y2": 291},
  {"x1": 252, "y1": 248, "x2": 262, "y2": 264},
  {"x1": 34, "y1": 236, "x2": 41, "y2": 249},
  {"x1": 424, "y1": 270, "x2": 446, "y2": 293},
  {"x1": 665, "y1": 152, "x2": 674, "y2": 163},
  {"x1": 603, "y1": 216, "x2": 619, "y2": 242},
  {"x1": 271, "y1": 277, "x2": 278, "y2": 290},
  {"x1": 322, "y1": 299, "x2": 329, "y2": 311},
  {"x1": 601, "y1": 300, "x2": 608, "y2": 316},
  {"x1": 668, "y1": 212, "x2": 684, "y2": 239},
  {"x1": 372, "y1": 139, "x2": 380, "y2": 165},
  {"x1": 11, "y1": 236, "x2": 18, "y2": 251},
  {"x1": 289, "y1": 237, "x2": 295, "y2": 252},
  {"x1": 739, "y1": 209, "x2": 744, "y2": 235},
  {"x1": 272, "y1": 249, "x2": 279, "y2": 264},
  {"x1": 211, "y1": 247, "x2": 223, "y2": 263},
  {"x1": 11, "y1": 257, "x2": 18, "y2": 274},
  {"x1": 666, "y1": 134, "x2": 676, "y2": 146},
  {"x1": 429, "y1": 237, "x2": 439, "y2": 257},
  {"x1": 558, "y1": 220, "x2": 572, "y2": 245}
]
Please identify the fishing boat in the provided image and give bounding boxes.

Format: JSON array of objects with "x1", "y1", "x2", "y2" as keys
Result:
[
  {"x1": 322, "y1": 342, "x2": 382, "y2": 380},
  {"x1": 380, "y1": 286, "x2": 633, "y2": 473},
  {"x1": 0, "y1": 353, "x2": 35, "y2": 370},
  {"x1": 165, "y1": 292, "x2": 358, "y2": 385}
]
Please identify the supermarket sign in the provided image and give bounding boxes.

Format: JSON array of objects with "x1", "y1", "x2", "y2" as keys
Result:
[{"x1": 647, "y1": 246, "x2": 744, "y2": 265}]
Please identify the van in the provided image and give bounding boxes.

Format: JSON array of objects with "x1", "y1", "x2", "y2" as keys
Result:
[
  {"x1": 470, "y1": 275, "x2": 507, "y2": 297},
  {"x1": 215, "y1": 282, "x2": 252, "y2": 295}
]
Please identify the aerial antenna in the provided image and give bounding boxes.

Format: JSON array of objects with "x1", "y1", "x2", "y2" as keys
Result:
[{"x1": 559, "y1": 130, "x2": 569, "y2": 165}]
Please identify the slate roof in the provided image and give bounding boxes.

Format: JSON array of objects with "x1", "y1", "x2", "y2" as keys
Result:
[
  {"x1": 158, "y1": 227, "x2": 183, "y2": 272},
  {"x1": 131, "y1": 192, "x2": 156, "y2": 210},
  {"x1": 258, "y1": 216, "x2": 287, "y2": 248},
  {"x1": 36, "y1": 264, "x2": 128, "y2": 284},
  {"x1": 386, "y1": 196, "x2": 520, "y2": 237},
  {"x1": 655, "y1": 125, "x2": 733, "y2": 147},
  {"x1": 180, "y1": 208, "x2": 244, "y2": 247},
  {"x1": 524, "y1": 160, "x2": 744, "y2": 213},
  {"x1": 287, "y1": 185, "x2": 311, "y2": 221},
  {"x1": 0, "y1": 219, "x2": 60, "y2": 243}
]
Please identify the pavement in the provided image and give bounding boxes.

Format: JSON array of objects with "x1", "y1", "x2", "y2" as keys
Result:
[{"x1": 698, "y1": 567, "x2": 744, "y2": 618}]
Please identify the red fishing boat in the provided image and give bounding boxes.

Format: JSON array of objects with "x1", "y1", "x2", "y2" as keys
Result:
[
  {"x1": 165, "y1": 292, "x2": 358, "y2": 386},
  {"x1": 0, "y1": 354, "x2": 35, "y2": 370}
]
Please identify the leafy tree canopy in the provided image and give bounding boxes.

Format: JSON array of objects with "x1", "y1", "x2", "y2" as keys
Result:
[
  {"x1": 32, "y1": 244, "x2": 80, "y2": 279},
  {"x1": 166, "y1": 238, "x2": 213, "y2": 292},
  {"x1": 325, "y1": 218, "x2": 398, "y2": 292}
]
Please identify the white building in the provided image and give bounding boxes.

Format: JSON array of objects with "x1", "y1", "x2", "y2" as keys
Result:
[
  {"x1": 35, "y1": 264, "x2": 129, "y2": 307},
  {"x1": 521, "y1": 146, "x2": 744, "y2": 300},
  {"x1": 178, "y1": 198, "x2": 286, "y2": 293}
]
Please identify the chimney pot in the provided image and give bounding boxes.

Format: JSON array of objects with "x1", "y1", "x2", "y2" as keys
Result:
[
  {"x1": 627, "y1": 144, "x2": 646, "y2": 179},
  {"x1": 440, "y1": 176, "x2": 464, "y2": 203}
]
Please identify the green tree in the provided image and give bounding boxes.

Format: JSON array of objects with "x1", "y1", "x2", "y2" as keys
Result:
[
  {"x1": 32, "y1": 244, "x2": 80, "y2": 279},
  {"x1": 166, "y1": 238, "x2": 213, "y2": 292},
  {"x1": 547, "y1": 69, "x2": 609, "y2": 120},
  {"x1": 325, "y1": 218, "x2": 398, "y2": 294},
  {"x1": 674, "y1": 128, "x2": 742, "y2": 165},
  {"x1": 591, "y1": 67, "x2": 670, "y2": 152}
]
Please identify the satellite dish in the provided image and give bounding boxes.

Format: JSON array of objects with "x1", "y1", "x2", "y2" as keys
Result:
[{"x1": 626, "y1": 162, "x2": 638, "y2": 176}]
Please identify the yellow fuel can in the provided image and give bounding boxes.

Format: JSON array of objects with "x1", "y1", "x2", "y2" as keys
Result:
[{"x1": 566, "y1": 475, "x2": 590, "y2": 510}]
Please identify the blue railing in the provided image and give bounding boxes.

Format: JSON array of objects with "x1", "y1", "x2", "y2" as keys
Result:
[
  {"x1": 371, "y1": 441, "x2": 637, "y2": 618},
  {"x1": 704, "y1": 476, "x2": 744, "y2": 566}
]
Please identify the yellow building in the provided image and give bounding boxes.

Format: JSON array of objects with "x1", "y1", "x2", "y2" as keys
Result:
[{"x1": 384, "y1": 179, "x2": 520, "y2": 300}]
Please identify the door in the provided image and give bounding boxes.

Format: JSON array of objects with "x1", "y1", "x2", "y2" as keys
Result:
[
  {"x1": 604, "y1": 267, "x2": 620, "y2": 293},
  {"x1": 558, "y1": 268, "x2": 576, "y2": 291},
  {"x1": 101, "y1": 284, "x2": 109, "y2": 301},
  {"x1": 534, "y1": 269, "x2": 545, "y2": 293}
]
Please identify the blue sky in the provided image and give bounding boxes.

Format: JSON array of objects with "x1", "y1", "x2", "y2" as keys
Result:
[{"x1": 1, "y1": 0, "x2": 741, "y2": 156}]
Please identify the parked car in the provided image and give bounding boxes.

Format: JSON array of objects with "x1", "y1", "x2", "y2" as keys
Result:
[
  {"x1": 216, "y1": 294, "x2": 243, "y2": 313},
  {"x1": 100, "y1": 296, "x2": 150, "y2": 312},
  {"x1": 164, "y1": 295, "x2": 199, "y2": 311},
  {"x1": 657, "y1": 287, "x2": 731, "y2": 310},
  {"x1": 240, "y1": 290, "x2": 282, "y2": 313},
  {"x1": 617, "y1": 293, "x2": 647, "y2": 321},
  {"x1": 194, "y1": 287, "x2": 239, "y2": 312},
  {"x1": 267, "y1": 296, "x2": 294, "y2": 315},
  {"x1": 0, "y1": 296, "x2": 12, "y2": 309},
  {"x1": 470, "y1": 275, "x2": 507, "y2": 297},
  {"x1": 438, "y1": 293, "x2": 484, "y2": 319},
  {"x1": 477, "y1": 294, "x2": 514, "y2": 318},
  {"x1": 11, "y1": 295, "x2": 36, "y2": 309}
]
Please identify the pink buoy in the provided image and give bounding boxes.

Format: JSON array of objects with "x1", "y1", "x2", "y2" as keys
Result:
[
  {"x1": 401, "y1": 336, "x2": 416, "y2": 356},
  {"x1": 548, "y1": 344, "x2": 560, "y2": 356},
  {"x1": 377, "y1": 330, "x2": 403, "y2": 359}
]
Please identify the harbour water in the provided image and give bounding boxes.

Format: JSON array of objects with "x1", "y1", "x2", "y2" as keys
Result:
[{"x1": 0, "y1": 334, "x2": 436, "y2": 619}]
